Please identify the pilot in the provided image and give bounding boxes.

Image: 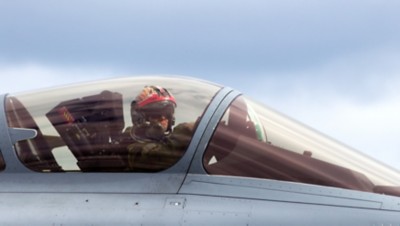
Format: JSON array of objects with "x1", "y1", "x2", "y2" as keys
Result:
[{"x1": 125, "y1": 85, "x2": 194, "y2": 172}]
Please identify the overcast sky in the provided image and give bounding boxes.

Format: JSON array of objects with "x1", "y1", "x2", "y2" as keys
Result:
[{"x1": 1, "y1": 0, "x2": 400, "y2": 169}]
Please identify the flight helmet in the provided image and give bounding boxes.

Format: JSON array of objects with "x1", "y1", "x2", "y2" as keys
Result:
[{"x1": 130, "y1": 85, "x2": 177, "y2": 141}]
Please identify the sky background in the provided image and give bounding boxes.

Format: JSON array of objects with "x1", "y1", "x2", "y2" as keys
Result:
[{"x1": 1, "y1": 0, "x2": 400, "y2": 169}]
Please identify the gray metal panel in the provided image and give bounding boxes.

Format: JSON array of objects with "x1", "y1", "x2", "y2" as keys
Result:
[
  {"x1": 188, "y1": 88, "x2": 242, "y2": 174},
  {"x1": 1, "y1": 191, "x2": 398, "y2": 225},
  {"x1": 0, "y1": 94, "x2": 32, "y2": 173},
  {"x1": 181, "y1": 174, "x2": 398, "y2": 210},
  {"x1": 163, "y1": 86, "x2": 235, "y2": 175},
  {"x1": 180, "y1": 193, "x2": 400, "y2": 225},
  {"x1": 0, "y1": 172, "x2": 185, "y2": 193},
  {"x1": 0, "y1": 193, "x2": 186, "y2": 225}
]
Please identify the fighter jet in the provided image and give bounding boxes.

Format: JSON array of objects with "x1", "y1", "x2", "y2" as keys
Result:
[{"x1": 0, "y1": 76, "x2": 399, "y2": 225}]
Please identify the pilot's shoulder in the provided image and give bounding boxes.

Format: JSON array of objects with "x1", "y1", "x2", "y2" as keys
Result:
[{"x1": 173, "y1": 122, "x2": 195, "y2": 135}]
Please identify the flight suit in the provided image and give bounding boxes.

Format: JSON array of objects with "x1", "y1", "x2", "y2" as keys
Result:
[{"x1": 127, "y1": 122, "x2": 194, "y2": 172}]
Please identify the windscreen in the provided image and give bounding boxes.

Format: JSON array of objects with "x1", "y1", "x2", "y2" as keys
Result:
[{"x1": 204, "y1": 95, "x2": 400, "y2": 197}]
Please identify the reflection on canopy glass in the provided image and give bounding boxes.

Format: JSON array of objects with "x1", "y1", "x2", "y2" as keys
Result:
[
  {"x1": 204, "y1": 95, "x2": 400, "y2": 197},
  {"x1": 6, "y1": 77, "x2": 220, "y2": 172}
]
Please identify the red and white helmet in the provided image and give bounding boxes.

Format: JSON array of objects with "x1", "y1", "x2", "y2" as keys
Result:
[{"x1": 130, "y1": 86, "x2": 176, "y2": 141}]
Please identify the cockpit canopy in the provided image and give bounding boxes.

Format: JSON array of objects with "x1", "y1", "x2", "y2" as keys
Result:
[
  {"x1": 4, "y1": 76, "x2": 220, "y2": 172},
  {"x1": 2, "y1": 76, "x2": 400, "y2": 197}
]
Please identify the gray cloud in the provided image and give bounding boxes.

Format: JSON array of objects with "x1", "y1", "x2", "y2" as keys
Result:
[{"x1": 1, "y1": 0, "x2": 399, "y2": 74}]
